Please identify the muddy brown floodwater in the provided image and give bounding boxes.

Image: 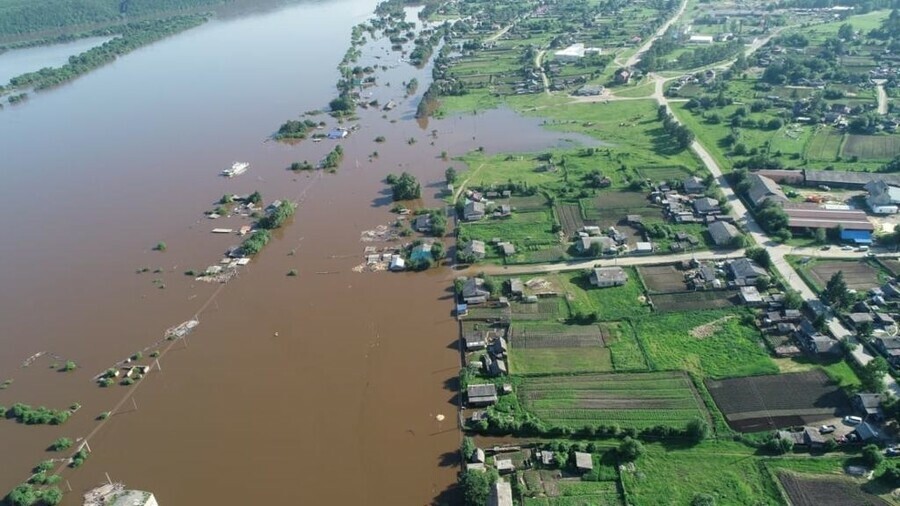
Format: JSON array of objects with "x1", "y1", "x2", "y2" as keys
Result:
[{"x1": 0, "y1": 1, "x2": 599, "y2": 504}]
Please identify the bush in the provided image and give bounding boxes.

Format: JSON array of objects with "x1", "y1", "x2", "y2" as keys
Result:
[
  {"x1": 153, "y1": 242, "x2": 167, "y2": 251},
  {"x1": 49, "y1": 437, "x2": 72, "y2": 451},
  {"x1": 618, "y1": 437, "x2": 644, "y2": 462},
  {"x1": 62, "y1": 361, "x2": 77, "y2": 372},
  {"x1": 685, "y1": 418, "x2": 710, "y2": 443}
]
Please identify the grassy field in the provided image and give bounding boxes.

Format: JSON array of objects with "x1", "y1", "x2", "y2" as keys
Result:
[
  {"x1": 621, "y1": 442, "x2": 783, "y2": 506},
  {"x1": 561, "y1": 269, "x2": 651, "y2": 321},
  {"x1": 633, "y1": 309, "x2": 778, "y2": 379},
  {"x1": 508, "y1": 320, "x2": 649, "y2": 374},
  {"x1": 458, "y1": 210, "x2": 559, "y2": 256},
  {"x1": 518, "y1": 371, "x2": 707, "y2": 430},
  {"x1": 510, "y1": 347, "x2": 613, "y2": 375},
  {"x1": 524, "y1": 481, "x2": 623, "y2": 506},
  {"x1": 793, "y1": 257, "x2": 891, "y2": 292},
  {"x1": 842, "y1": 134, "x2": 900, "y2": 160},
  {"x1": 805, "y1": 128, "x2": 844, "y2": 161}
]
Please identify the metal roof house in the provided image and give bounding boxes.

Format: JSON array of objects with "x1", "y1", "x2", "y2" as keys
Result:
[
  {"x1": 590, "y1": 267, "x2": 628, "y2": 287},
  {"x1": 465, "y1": 240, "x2": 486, "y2": 260},
  {"x1": 489, "y1": 480, "x2": 513, "y2": 506},
  {"x1": 746, "y1": 174, "x2": 787, "y2": 206},
  {"x1": 464, "y1": 201, "x2": 486, "y2": 221},
  {"x1": 467, "y1": 384, "x2": 498, "y2": 406},
  {"x1": 462, "y1": 277, "x2": 490, "y2": 304},
  {"x1": 708, "y1": 220, "x2": 740, "y2": 246}
]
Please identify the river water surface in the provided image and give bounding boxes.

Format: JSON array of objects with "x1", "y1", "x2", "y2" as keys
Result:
[{"x1": 0, "y1": 1, "x2": 593, "y2": 503}]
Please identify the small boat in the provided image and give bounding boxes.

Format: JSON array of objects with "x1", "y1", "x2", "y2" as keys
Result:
[{"x1": 222, "y1": 162, "x2": 249, "y2": 178}]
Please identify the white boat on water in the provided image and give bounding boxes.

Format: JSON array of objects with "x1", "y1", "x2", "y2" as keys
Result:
[{"x1": 222, "y1": 162, "x2": 249, "y2": 178}]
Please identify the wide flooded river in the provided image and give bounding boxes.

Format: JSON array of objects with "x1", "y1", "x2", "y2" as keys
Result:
[{"x1": 0, "y1": 1, "x2": 592, "y2": 503}]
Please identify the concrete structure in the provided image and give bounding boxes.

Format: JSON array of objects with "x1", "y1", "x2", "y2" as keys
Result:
[
  {"x1": 554, "y1": 43, "x2": 601, "y2": 61},
  {"x1": 590, "y1": 267, "x2": 628, "y2": 287},
  {"x1": 688, "y1": 34, "x2": 714, "y2": 43}
]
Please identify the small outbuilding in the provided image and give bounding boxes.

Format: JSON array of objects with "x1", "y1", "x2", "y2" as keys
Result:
[
  {"x1": 590, "y1": 267, "x2": 628, "y2": 287},
  {"x1": 574, "y1": 452, "x2": 593, "y2": 472}
]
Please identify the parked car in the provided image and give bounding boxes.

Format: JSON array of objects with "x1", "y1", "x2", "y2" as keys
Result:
[
  {"x1": 857, "y1": 246, "x2": 870, "y2": 252},
  {"x1": 841, "y1": 245, "x2": 854, "y2": 251},
  {"x1": 843, "y1": 415, "x2": 863, "y2": 425},
  {"x1": 821, "y1": 245, "x2": 832, "y2": 250},
  {"x1": 819, "y1": 425, "x2": 836, "y2": 434},
  {"x1": 886, "y1": 447, "x2": 900, "y2": 457}
]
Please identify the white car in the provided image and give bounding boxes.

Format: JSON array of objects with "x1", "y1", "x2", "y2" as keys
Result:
[
  {"x1": 841, "y1": 245, "x2": 853, "y2": 251},
  {"x1": 843, "y1": 415, "x2": 863, "y2": 425}
]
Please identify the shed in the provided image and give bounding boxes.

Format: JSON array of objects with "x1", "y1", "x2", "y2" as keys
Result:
[
  {"x1": 539, "y1": 450, "x2": 555, "y2": 466},
  {"x1": 635, "y1": 242, "x2": 653, "y2": 253},
  {"x1": 495, "y1": 459, "x2": 515, "y2": 474},
  {"x1": 740, "y1": 286, "x2": 764, "y2": 306},
  {"x1": 574, "y1": 452, "x2": 593, "y2": 472}
]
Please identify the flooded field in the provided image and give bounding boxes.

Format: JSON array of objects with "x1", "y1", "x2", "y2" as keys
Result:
[{"x1": 0, "y1": 0, "x2": 601, "y2": 503}]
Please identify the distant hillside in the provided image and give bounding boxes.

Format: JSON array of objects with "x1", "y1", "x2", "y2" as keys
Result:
[{"x1": 0, "y1": 0, "x2": 230, "y2": 39}]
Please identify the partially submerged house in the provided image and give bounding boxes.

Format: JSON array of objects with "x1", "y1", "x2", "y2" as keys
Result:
[{"x1": 590, "y1": 267, "x2": 628, "y2": 287}]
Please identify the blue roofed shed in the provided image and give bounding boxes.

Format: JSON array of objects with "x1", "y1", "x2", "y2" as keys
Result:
[{"x1": 841, "y1": 229, "x2": 873, "y2": 244}]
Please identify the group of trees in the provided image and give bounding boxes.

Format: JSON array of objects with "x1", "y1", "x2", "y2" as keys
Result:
[
  {"x1": 257, "y1": 202, "x2": 296, "y2": 230},
  {"x1": 658, "y1": 106, "x2": 695, "y2": 150},
  {"x1": 5, "y1": 483, "x2": 62, "y2": 506},
  {"x1": 3, "y1": 403, "x2": 70, "y2": 425},
  {"x1": 387, "y1": 172, "x2": 422, "y2": 201},
  {"x1": 321, "y1": 146, "x2": 344, "y2": 169},
  {"x1": 275, "y1": 119, "x2": 319, "y2": 140}
]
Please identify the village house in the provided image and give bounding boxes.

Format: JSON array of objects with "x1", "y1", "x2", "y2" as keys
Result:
[
  {"x1": 508, "y1": 278, "x2": 524, "y2": 299},
  {"x1": 746, "y1": 173, "x2": 788, "y2": 206},
  {"x1": 728, "y1": 258, "x2": 767, "y2": 285},
  {"x1": 874, "y1": 336, "x2": 900, "y2": 367},
  {"x1": 489, "y1": 480, "x2": 513, "y2": 506},
  {"x1": 481, "y1": 354, "x2": 507, "y2": 377},
  {"x1": 576, "y1": 236, "x2": 616, "y2": 255},
  {"x1": 462, "y1": 277, "x2": 490, "y2": 304},
  {"x1": 693, "y1": 197, "x2": 721, "y2": 215},
  {"x1": 464, "y1": 201, "x2": 486, "y2": 221},
  {"x1": 414, "y1": 214, "x2": 432, "y2": 232},
  {"x1": 465, "y1": 240, "x2": 486, "y2": 260},
  {"x1": 865, "y1": 179, "x2": 900, "y2": 214},
  {"x1": 467, "y1": 384, "x2": 498, "y2": 406},
  {"x1": 683, "y1": 176, "x2": 706, "y2": 195},
  {"x1": 590, "y1": 267, "x2": 628, "y2": 287},
  {"x1": 708, "y1": 221, "x2": 741, "y2": 246},
  {"x1": 852, "y1": 393, "x2": 884, "y2": 421},
  {"x1": 796, "y1": 320, "x2": 840, "y2": 355}
]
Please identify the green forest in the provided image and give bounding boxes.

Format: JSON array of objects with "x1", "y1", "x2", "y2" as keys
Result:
[{"x1": 0, "y1": 0, "x2": 227, "y2": 38}]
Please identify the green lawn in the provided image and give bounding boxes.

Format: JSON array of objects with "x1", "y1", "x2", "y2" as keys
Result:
[
  {"x1": 622, "y1": 442, "x2": 782, "y2": 506},
  {"x1": 634, "y1": 309, "x2": 778, "y2": 379},
  {"x1": 458, "y1": 211, "x2": 558, "y2": 249}
]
